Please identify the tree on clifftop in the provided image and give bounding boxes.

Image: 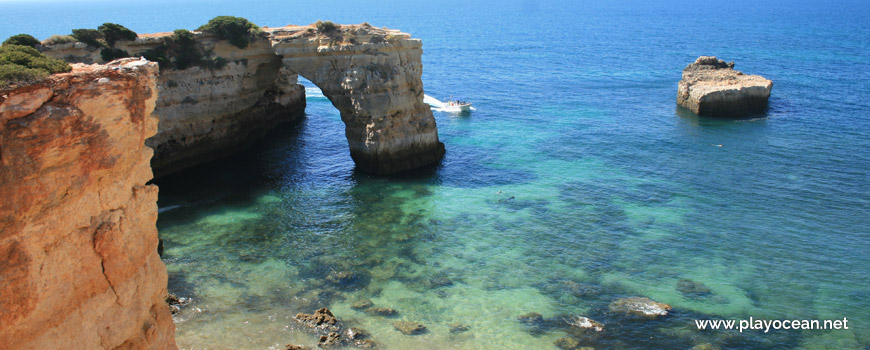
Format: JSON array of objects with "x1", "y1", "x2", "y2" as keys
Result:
[
  {"x1": 98, "y1": 23, "x2": 138, "y2": 47},
  {"x1": 2, "y1": 34, "x2": 41, "y2": 48},
  {"x1": 196, "y1": 16, "x2": 262, "y2": 49}
]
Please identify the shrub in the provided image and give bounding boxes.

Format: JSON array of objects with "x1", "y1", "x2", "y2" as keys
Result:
[
  {"x1": 207, "y1": 56, "x2": 227, "y2": 70},
  {"x1": 169, "y1": 29, "x2": 200, "y2": 69},
  {"x1": 3, "y1": 34, "x2": 41, "y2": 48},
  {"x1": 196, "y1": 16, "x2": 260, "y2": 49},
  {"x1": 43, "y1": 34, "x2": 77, "y2": 45},
  {"x1": 72, "y1": 29, "x2": 105, "y2": 48},
  {"x1": 100, "y1": 47, "x2": 130, "y2": 62},
  {"x1": 141, "y1": 45, "x2": 171, "y2": 69},
  {"x1": 98, "y1": 23, "x2": 137, "y2": 47},
  {"x1": 0, "y1": 45, "x2": 71, "y2": 88},
  {"x1": 0, "y1": 64, "x2": 48, "y2": 87},
  {"x1": 315, "y1": 20, "x2": 339, "y2": 33}
]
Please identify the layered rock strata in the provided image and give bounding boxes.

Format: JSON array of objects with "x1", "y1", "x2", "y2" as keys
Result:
[
  {"x1": 43, "y1": 23, "x2": 443, "y2": 175},
  {"x1": 0, "y1": 59, "x2": 176, "y2": 349},
  {"x1": 677, "y1": 56, "x2": 773, "y2": 117}
]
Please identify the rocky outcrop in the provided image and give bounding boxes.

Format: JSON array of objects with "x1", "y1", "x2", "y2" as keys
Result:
[
  {"x1": 269, "y1": 24, "x2": 444, "y2": 174},
  {"x1": 677, "y1": 56, "x2": 772, "y2": 117},
  {"x1": 0, "y1": 59, "x2": 176, "y2": 349},
  {"x1": 42, "y1": 23, "x2": 443, "y2": 176}
]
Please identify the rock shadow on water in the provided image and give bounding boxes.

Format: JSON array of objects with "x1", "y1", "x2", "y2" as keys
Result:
[
  {"x1": 377, "y1": 142, "x2": 538, "y2": 188},
  {"x1": 675, "y1": 105, "x2": 771, "y2": 125}
]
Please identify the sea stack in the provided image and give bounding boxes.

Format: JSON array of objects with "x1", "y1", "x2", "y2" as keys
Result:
[{"x1": 677, "y1": 56, "x2": 772, "y2": 117}]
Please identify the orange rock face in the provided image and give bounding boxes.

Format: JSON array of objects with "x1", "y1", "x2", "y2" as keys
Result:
[{"x1": 0, "y1": 59, "x2": 176, "y2": 350}]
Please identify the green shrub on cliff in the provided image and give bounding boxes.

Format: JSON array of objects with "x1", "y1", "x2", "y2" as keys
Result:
[
  {"x1": 3, "y1": 34, "x2": 41, "y2": 48},
  {"x1": 315, "y1": 20, "x2": 339, "y2": 33},
  {"x1": 98, "y1": 23, "x2": 138, "y2": 47},
  {"x1": 43, "y1": 34, "x2": 77, "y2": 45},
  {"x1": 0, "y1": 45, "x2": 72, "y2": 88},
  {"x1": 196, "y1": 16, "x2": 261, "y2": 49},
  {"x1": 169, "y1": 29, "x2": 201, "y2": 69},
  {"x1": 71, "y1": 28, "x2": 105, "y2": 48}
]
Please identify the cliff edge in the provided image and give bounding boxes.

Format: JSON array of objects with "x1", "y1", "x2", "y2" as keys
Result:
[
  {"x1": 677, "y1": 56, "x2": 773, "y2": 117},
  {"x1": 0, "y1": 59, "x2": 176, "y2": 350}
]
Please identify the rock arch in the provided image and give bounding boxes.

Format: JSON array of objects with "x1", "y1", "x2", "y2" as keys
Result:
[{"x1": 269, "y1": 25, "x2": 444, "y2": 174}]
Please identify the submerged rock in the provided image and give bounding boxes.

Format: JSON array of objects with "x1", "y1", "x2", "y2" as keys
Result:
[
  {"x1": 326, "y1": 270, "x2": 371, "y2": 290},
  {"x1": 677, "y1": 56, "x2": 773, "y2": 117},
  {"x1": 166, "y1": 293, "x2": 190, "y2": 315},
  {"x1": 346, "y1": 328, "x2": 378, "y2": 348},
  {"x1": 448, "y1": 323, "x2": 470, "y2": 333},
  {"x1": 351, "y1": 299, "x2": 374, "y2": 309},
  {"x1": 294, "y1": 308, "x2": 341, "y2": 333},
  {"x1": 517, "y1": 312, "x2": 545, "y2": 324},
  {"x1": 319, "y1": 332, "x2": 341, "y2": 347},
  {"x1": 364, "y1": 307, "x2": 398, "y2": 317},
  {"x1": 518, "y1": 312, "x2": 555, "y2": 335},
  {"x1": 393, "y1": 321, "x2": 427, "y2": 335},
  {"x1": 555, "y1": 336, "x2": 581, "y2": 350},
  {"x1": 562, "y1": 280, "x2": 602, "y2": 298},
  {"x1": 424, "y1": 273, "x2": 454, "y2": 288},
  {"x1": 690, "y1": 343, "x2": 722, "y2": 350},
  {"x1": 565, "y1": 316, "x2": 604, "y2": 332},
  {"x1": 677, "y1": 278, "x2": 712, "y2": 298},
  {"x1": 285, "y1": 345, "x2": 311, "y2": 350},
  {"x1": 609, "y1": 297, "x2": 672, "y2": 318}
]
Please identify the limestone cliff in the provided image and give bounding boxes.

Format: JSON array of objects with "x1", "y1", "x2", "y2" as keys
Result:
[
  {"x1": 144, "y1": 37, "x2": 305, "y2": 176},
  {"x1": 42, "y1": 23, "x2": 442, "y2": 175},
  {"x1": 677, "y1": 56, "x2": 773, "y2": 117},
  {"x1": 0, "y1": 59, "x2": 176, "y2": 350}
]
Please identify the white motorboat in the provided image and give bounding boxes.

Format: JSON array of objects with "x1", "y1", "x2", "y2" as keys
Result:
[{"x1": 443, "y1": 99, "x2": 472, "y2": 113}]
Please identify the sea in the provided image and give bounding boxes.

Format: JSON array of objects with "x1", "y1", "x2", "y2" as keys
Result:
[{"x1": 2, "y1": 0, "x2": 869, "y2": 349}]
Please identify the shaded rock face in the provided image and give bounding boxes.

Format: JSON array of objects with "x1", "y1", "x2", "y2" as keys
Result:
[
  {"x1": 145, "y1": 39, "x2": 306, "y2": 176},
  {"x1": 0, "y1": 59, "x2": 176, "y2": 349},
  {"x1": 677, "y1": 56, "x2": 772, "y2": 117},
  {"x1": 43, "y1": 23, "x2": 443, "y2": 176}
]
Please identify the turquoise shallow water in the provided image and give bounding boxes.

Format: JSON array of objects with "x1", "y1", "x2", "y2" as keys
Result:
[{"x1": 4, "y1": 0, "x2": 869, "y2": 349}]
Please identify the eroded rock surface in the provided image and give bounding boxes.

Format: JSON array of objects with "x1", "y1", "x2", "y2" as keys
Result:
[
  {"x1": 677, "y1": 56, "x2": 772, "y2": 117},
  {"x1": 0, "y1": 59, "x2": 176, "y2": 349},
  {"x1": 295, "y1": 307, "x2": 342, "y2": 333}
]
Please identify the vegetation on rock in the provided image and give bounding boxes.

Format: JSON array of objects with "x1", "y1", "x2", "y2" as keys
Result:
[
  {"x1": 196, "y1": 16, "x2": 262, "y2": 49},
  {"x1": 98, "y1": 23, "x2": 138, "y2": 47},
  {"x1": 71, "y1": 28, "x2": 105, "y2": 48},
  {"x1": 0, "y1": 45, "x2": 71, "y2": 88},
  {"x1": 315, "y1": 20, "x2": 339, "y2": 32},
  {"x1": 43, "y1": 35, "x2": 77, "y2": 45},
  {"x1": 3, "y1": 34, "x2": 41, "y2": 48}
]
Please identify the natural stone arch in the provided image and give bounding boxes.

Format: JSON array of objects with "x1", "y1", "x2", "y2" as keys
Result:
[{"x1": 269, "y1": 25, "x2": 444, "y2": 174}]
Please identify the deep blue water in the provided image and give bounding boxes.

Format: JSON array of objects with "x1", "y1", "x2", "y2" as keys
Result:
[{"x1": 4, "y1": 0, "x2": 869, "y2": 349}]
